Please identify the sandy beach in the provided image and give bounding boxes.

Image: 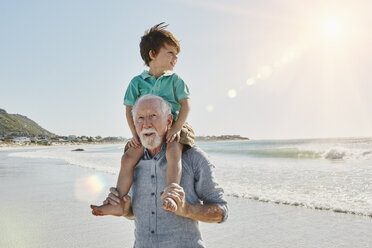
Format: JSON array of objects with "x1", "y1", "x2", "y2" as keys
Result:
[{"x1": 1, "y1": 148, "x2": 372, "y2": 248}]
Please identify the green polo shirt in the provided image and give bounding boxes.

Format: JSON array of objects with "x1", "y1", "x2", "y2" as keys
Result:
[{"x1": 124, "y1": 71, "x2": 190, "y2": 121}]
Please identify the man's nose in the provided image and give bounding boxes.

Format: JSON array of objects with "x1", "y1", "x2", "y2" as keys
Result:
[{"x1": 143, "y1": 117, "x2": 152, "y2": 127}]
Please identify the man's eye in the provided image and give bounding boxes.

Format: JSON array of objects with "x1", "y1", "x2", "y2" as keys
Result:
[{"x1": 138, "y1": 117, "x2": 144, "y2": 122}]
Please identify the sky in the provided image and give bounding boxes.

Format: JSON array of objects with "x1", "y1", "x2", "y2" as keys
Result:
[{"x1": 1, "y1": 0, "x2": 372, "y2": 139}]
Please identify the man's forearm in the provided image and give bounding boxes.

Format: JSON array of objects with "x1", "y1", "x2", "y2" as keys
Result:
[{"x1": 184, "y1": 203, "x2": 224, "y2": 223}]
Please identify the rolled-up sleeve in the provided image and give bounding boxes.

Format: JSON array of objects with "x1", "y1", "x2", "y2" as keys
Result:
[
  {"x1": 192, "y1": 148, "x2": 228, "y2": 223},
  {"x1": 216, "y1": 203, "x2": 228, "y2": 223}
]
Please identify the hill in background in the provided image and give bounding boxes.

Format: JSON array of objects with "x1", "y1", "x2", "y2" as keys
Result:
[
  {"x1": 0, "y1": 108, "x2": 55, "y2": 137},
  {"x1": 0, "y1": 108, "x2": 249, "y2": 142}
]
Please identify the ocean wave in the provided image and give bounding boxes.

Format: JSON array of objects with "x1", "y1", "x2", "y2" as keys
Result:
[
  {"x1": 200, "y1": 144, "x2": 372, "y2": 161},
  {"x1": 322, "y1": 147, "x2": 372, "y2": 160},
  {"x1": 202, "y1": 147, "x2": 322, "y2": 159},
  {"x1": 226, "y1": 193, "x2": 372, "y2": 218}
]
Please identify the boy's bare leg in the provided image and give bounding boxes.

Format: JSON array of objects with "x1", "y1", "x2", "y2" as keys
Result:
[
  {"x1": 163, "y1": 142, "x2": 183, "y2": 212},
  {"x1": 90, "y1": 146, "x2": 144, "y2": 216}
]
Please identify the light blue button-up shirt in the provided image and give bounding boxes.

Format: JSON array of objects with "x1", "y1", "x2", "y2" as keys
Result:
[{"x1": 129, "y1": 144, "x2": 228, "y2": 248}]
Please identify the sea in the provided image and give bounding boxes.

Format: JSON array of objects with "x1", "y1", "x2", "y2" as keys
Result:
[{"x1": 8, "y1": 137, "x2": 372, "y2": 217}]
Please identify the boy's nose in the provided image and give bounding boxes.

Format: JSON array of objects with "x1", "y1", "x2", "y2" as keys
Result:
[{"x1": 172, "y1": 57, "x2": 177, "y2": 65}]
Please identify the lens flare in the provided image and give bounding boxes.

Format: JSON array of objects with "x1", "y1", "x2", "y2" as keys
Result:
[
  {"x1": 258, "y1": 65, "x2": 273, "y2": 79},
  {"x1": 228, "y1": 89, "x2": 237, "y2": 98},
  {"x1": 206, "y1": 104, "x2": 214, "y2": 112},
  {"x1": 74, "y1": 174, "x2": 106, "y2": 203},
  {"x1": 246, "y1": 78, "x2": 256, "y2": 86},
  {"x1": 280, "y1": 51, "x2": 296, "y2": 64}
]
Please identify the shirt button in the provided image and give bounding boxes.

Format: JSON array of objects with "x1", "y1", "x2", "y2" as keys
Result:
[
  {"x1": 155, "y1": 85, "x2": 158, "y2": 88},
  {"x1": 151, "y1": 230, "x2": 155, "y2": 234},
  {"x1": 151, "y1": 192, "x2": 155, "y2": 196},
  {"x1": 152, "y1": 211, "x2": 155, "y2": 215},
  {"x1": 151, "y1": 175, "x2": 155, "y2": 178}
]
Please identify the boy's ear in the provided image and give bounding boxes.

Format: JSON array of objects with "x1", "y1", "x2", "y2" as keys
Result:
[{"x1": 149, "y1": 50, "x2": 156, "y2": 60}]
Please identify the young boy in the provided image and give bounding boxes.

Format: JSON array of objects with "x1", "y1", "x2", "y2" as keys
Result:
[{"x1": 92, "y1": 22, "x2": 194, "y2": 214}]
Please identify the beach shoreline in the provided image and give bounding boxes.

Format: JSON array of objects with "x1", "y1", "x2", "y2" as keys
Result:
[
  {"x1": 0, "y1": 142, "x2": 127, "y2": 151},
  {"x1": 1, "y1": 149, "x2": 372, "y2": 248}
]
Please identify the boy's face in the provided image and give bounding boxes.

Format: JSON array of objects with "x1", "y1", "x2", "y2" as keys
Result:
[{"x1": 150, "y1": 43, "x2": 178, "y2": 71}]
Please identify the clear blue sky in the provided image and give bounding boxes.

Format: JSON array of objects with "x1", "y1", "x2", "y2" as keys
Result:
[{"x1": 1, "y1": 0, "x2": 371, "y2": 139}]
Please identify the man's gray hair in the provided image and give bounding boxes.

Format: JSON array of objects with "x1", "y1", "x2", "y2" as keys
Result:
[{"x1": 132, "y1": 94, "x2": 172, "y2": 120}]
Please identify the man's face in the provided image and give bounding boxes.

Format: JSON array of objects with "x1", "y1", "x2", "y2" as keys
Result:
[
  {"x1": 151, "y1": 43, "x2": 178, "y2": 71},
  {"x1": 134, "y1": 99, "x2": 172, "y2": 150}
]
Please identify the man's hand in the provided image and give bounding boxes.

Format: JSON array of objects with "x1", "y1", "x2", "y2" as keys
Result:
[
  {"x1": 129, "y1": 135, "x2": 141, "y2": 149},
  {"x1": 161, "y1": 183, "x2": 225, "y2": 223},
  {"x1": 95, "y1": 187, "x2": 133, "y2": 218},
  {"x1": 103, "y1": 187, "x2": 122, "y2": 206},
  {"x1": 160, "y1": 183, "x2": 189, "y2": 218},
  {"x1": 166, "y1": 128, "x2": 181, "y2": 143}
]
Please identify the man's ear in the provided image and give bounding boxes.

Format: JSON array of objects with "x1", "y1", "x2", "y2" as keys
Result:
[{"x1": 166, "y1": 114, "x2": 173, "y2": 130}]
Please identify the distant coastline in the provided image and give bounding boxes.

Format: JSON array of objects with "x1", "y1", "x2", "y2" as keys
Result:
[
  {"x1": 195, "y1": 135, "x2": 249, "y2": 142},
  {"x1": 1, "y1": 108, "x2": 249, "y2": 148},
  {"x1": 0, "y1": 135, "x2": 249, "y2": 148}
]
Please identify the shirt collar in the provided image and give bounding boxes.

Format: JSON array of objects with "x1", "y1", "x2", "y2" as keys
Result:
[
  {"x1": 140, "y1": 70, "x2": 174, "y2": 80},
  {"x1": 143, "y1": 142, "x2": 166, "y2": 160}
]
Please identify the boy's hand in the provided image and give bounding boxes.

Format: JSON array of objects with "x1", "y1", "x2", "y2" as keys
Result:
[
  {"x1": 129, "y1": 135, "x2": 141, "y2": 148},
  {"x1": 99, "y1": 187, "x2": 133, "y2": 218},
  {"x1": 166, "y1": 128, "x2": 180, "y2": 143}
]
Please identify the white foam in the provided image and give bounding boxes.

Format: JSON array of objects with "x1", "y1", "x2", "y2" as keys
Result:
[
  {"x1": 210, "y1": 153, "x2": 372, "y2": 217},
  {"x1": 323, "y1": 147, "x2": 372, "y2": 160}
]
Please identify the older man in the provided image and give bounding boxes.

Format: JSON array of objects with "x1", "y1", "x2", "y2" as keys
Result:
[{"x1": 91, "y1": 95, "x2": 227, "y2": 247}]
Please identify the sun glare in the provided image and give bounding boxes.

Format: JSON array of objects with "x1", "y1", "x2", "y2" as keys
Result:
[{"x1": 323, "y1": 17, "x2": 343, "y2": 39}]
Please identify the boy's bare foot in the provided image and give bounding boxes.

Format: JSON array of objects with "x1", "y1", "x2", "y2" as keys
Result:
[
  {"x1": 90, "y1": 203, "x2": 123, "y2": 216},
  {"x1": 162, "y1": 197, "x2": 178, "y2": 212}
]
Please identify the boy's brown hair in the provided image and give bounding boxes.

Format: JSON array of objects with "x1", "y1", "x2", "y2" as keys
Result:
[{"x1": 140, "y1": 22, "x2": 180, "y2": 66}]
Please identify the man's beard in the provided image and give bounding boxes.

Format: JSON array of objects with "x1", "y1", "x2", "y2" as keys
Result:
[{"x1": 139, "y1": 128, "x2": 162, "y2": 149}]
